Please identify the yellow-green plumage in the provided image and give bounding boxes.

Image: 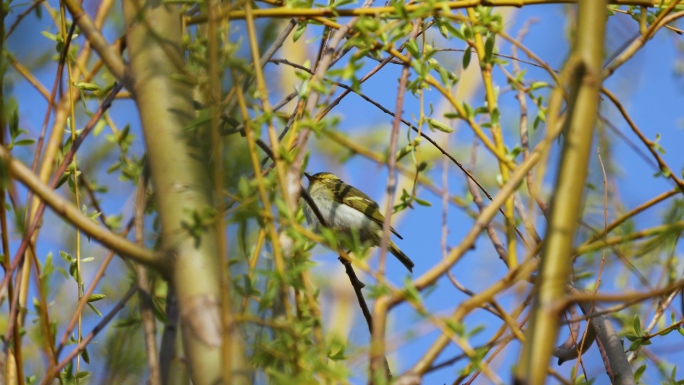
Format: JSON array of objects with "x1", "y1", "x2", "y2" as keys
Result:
[{"x1": 303, "y1": 172, "x2": 415, "y2": 272}]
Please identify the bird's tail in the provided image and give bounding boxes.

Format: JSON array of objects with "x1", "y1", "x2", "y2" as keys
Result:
[{"x1": 389, "y1": 240, "x2": 415, "y2": 273}]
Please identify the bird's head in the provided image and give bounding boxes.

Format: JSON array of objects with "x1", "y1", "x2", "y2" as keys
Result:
[
  {"x1": 305, "y1": 172, "x2": 341, "y2": 185},
  {"x1": 304, "y1": 172, "x2": 343, "y2": 194}
]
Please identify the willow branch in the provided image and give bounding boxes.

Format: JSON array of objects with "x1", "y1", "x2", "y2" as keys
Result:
[
  {"x1": 517, "y1": 1, "x2": 606, "y2": 382},
  {"x1": 0, "y1": 149, "x2": 161, "y2": 268}
]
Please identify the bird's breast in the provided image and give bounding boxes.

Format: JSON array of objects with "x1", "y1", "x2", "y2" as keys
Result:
[{"x1": 304, "y1": 195, "x2": 378, "y2": 240}]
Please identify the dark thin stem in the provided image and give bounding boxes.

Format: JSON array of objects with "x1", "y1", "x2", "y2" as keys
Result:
[
  {"x1": 159, "y1": 286, "x2": 181, "y2": 384},
  {"x1": 4, "y1": 0, "x2": 44, "y2": 41}
]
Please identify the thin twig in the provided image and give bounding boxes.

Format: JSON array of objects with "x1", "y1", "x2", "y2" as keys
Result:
[
  {"x1": 55, "y1": 218, "x2": 135, "y2": 357},
  {"x1": 159, "y1": 286, "x2": 181, "y2": 384},
  {"x1": 602, "y1": 88, "x2": 684, "y2": 194},
  {"x1": 4, "y1": 0, "x2": 45, "y2": 40},
  {"x1": 43, "y1": 285, "x2": 138, "y2": 383},
  {"x1": 134, "y1": 171, "x2": 161, "y2": 385}
]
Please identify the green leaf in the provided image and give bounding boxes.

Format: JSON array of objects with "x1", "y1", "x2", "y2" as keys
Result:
[
  {"x1": 366, "y1": 283, "x2": 391, "y2": 299},
  {"x1": 484, "y1": 34, "x2": 495, "y2": 63},
  {"x1": 88, "y1": 211, "x2": 102, "y2": 223},
  {"x1": 106, "y1": 161, "x2": 121, "y2": 174},
  {"x1": 327, "y1": 343, "x2": 347, "y2": 360},
  {"x1": 69, "y1": 261, "x2": 78, "y2": 280},
  {"x1": 634, "y1": 363, "x2": 647, "y2": 382},
  {"x1": 80, "y1": 347, "x2": 90, "y2": 364},
  {"x1": 40, "y1": 31, "x2": 59, "y2": 42},
  {"x1": 633, "y1": 314, "x2": 642, "y2": 336},
  {"x1": 507, "y1": 145, "x2": 522, "y2": 160},
  {"x1": 87, "y1": 294, "x2": 106, "y2": 303},
  {"x1": 59, "y1": 250, "x2": 73, "y2": 262},
  {"x1": 537, "y1": 108, "x2": 546, "y2": 123},
  {"x1": 293, "y1": 22, "x2": 307, "y2": 42},
  {"x1": 42, "y1": 252, "x2": 54, "y2": 279},
  {"x1": 445, "y1": 319, "x2": 465, "y2": 337},
  {"x1": 74, "y1": 82, "x2": 100, "y2": 91},
  {"x1": 405, "y1": 39, "x2": 420, "y2": 58},
  {"x1": 104, "y1": 214, "x2": 123, "y2": 231},
  {"x1": 468, "y1": 324, "x2": 485, "y2": 338},
  {"x1": 13, "y1": 138, "x2": 35, "y2": 147},
  {"x1": 426, "y1": 118, "x2": 454, "y2": 133},
  {"x1": 395, "y1": 143, "x2": 414, "y2": 161},
  {"x1": 75, "y1": 370, "x2": 90, "y2": 379},
  {"x1": 414, "y1": 197, "x2": 431, "y2": 207},
  {"x1": 434, "y1": 16, "x2": 449, "y2": 38},
  {"x1": 402, "y1": 277, "x2": 421, "y2": 303},
  {"x1": 87, "y1": 302, "x2": 103, "y2": 317},
  {"x1": 93, "y1": 119, "x2": 107, "y2": 136},
  {"x1": 462, "y1": 46, "x2": 472, "y2": 69},
  {"x1": 529, "y1": 81, "x2": 548, "y2": 91},
  {"x1": 9, "y1": 102, "x2": 19, "y2": 139}
]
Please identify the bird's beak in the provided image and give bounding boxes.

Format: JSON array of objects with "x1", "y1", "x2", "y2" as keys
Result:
[{"x1": 304, "y1": 172, "x2": 313, "y2": 182}]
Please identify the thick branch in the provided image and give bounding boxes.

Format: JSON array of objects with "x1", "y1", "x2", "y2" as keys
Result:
[
  {"x1": 516, "y1": 1, "x2": 606, "y2": 383},
  {"x1": 122, "y1": 0, "x2": 246, "y2": 383}
]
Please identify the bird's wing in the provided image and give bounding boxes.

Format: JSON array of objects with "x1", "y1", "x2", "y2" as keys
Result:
[{"x1": 332, "y1": 182, "x2": 404, "y2": 239}]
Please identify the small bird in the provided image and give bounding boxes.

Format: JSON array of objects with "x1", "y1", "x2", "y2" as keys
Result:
[{"x1": 303, "y1": 172, "x2": 415, "y2": 272}]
